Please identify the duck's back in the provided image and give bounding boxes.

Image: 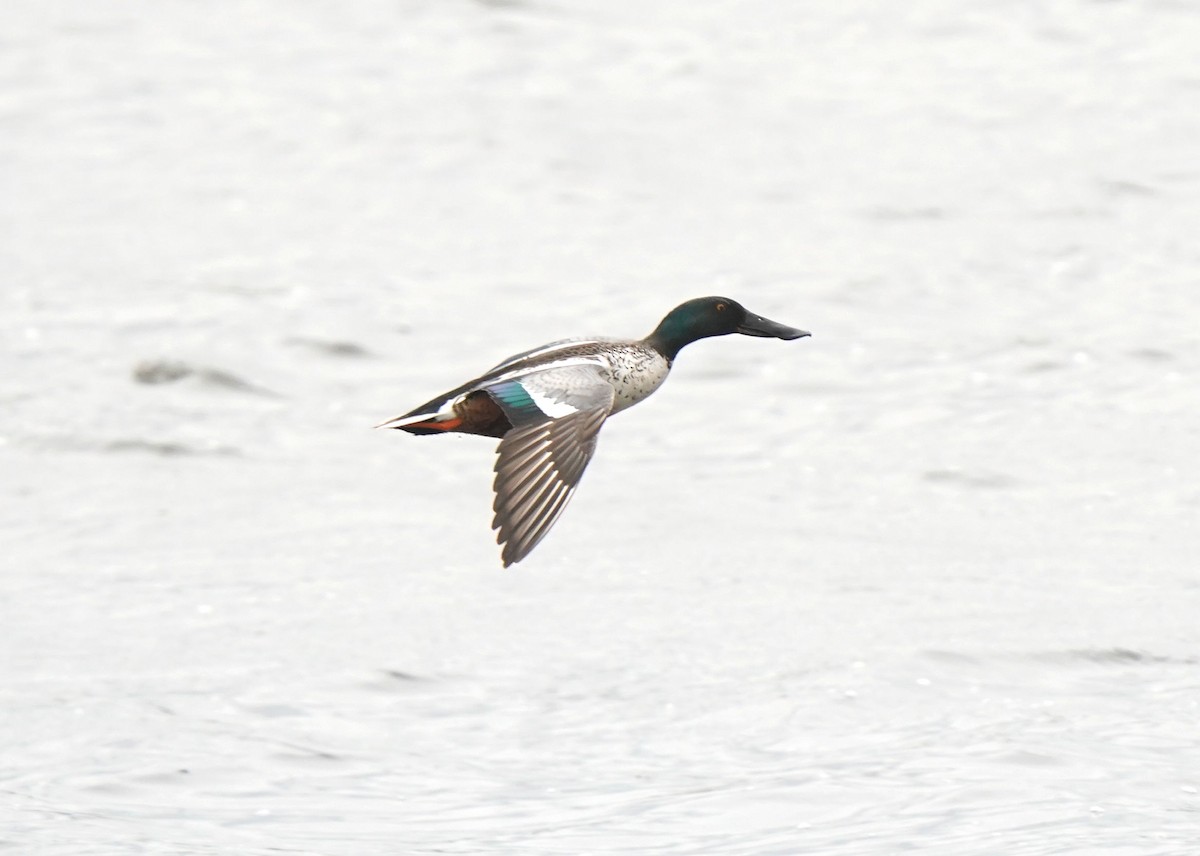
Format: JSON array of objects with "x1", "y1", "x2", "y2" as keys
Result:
[{"x1": 489, "y1": 337, "x2": 627, "y2": 373}]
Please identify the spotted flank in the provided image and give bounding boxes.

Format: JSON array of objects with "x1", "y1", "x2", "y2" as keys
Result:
[{"x1": 379, "y1": 296, "x2": 810, "y2": 566}]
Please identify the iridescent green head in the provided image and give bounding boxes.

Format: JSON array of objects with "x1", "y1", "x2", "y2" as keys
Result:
[{"x1": 645, "y1": 296, "x2": 810, "y2": 361}]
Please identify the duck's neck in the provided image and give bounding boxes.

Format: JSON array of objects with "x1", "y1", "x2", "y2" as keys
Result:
[{"x1": 644, "y1": 319, "x2": 697, "y2": 362}]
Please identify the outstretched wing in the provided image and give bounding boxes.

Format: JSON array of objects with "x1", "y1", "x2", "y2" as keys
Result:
[{"x1": 487, "y1": 365, "x2": 615, "y2": 566}]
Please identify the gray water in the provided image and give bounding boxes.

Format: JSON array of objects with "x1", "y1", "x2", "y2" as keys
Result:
[{"x1": 3, "y1": 1, "x2": 1199, "y2": 853}]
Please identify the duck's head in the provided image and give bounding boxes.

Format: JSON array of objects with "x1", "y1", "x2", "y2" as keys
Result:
[{"x1": 646, "y1": 296, "x2": 810, "y2": 360}]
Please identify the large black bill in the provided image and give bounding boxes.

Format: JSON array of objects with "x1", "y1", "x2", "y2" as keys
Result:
[{"x1": 736, "y1": 312, "x2": 811, "y2": 340}]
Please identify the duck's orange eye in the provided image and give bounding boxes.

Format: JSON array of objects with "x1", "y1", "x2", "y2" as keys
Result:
[{"x1": 716, "y1": 302, "x2": 726, "y2": 311}]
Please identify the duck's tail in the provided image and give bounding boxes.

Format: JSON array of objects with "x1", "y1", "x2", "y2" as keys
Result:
[{"x1": 374, "y1": 408, "x2": 462, "y2": 434}]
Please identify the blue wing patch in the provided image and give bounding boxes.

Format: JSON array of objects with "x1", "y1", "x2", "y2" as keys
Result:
[{"x1": 486, "y1": 379, "x2": 544, "y2": 425}]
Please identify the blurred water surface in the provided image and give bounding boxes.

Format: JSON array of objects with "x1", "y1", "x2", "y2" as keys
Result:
[{"x1": 2, "y1": 1, "x2": 1199, "y2": 853}]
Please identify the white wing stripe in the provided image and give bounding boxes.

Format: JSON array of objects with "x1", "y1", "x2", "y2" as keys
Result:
[
  {"x1": 486, "y1": 356, "x2": 607, "y2": 387},
  {"x1": 526, "y1": 387, "x2": 579, "y2": 418}
]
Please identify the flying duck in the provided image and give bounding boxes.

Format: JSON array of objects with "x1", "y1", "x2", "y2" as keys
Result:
[{"x1": 379, "y1": 296, "x2": 809, "y2": 566}]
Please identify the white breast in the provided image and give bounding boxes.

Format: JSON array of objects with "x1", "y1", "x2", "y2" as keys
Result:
[{"x1": 598, "y1": 345, "x2": 672, "y2": 414}]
